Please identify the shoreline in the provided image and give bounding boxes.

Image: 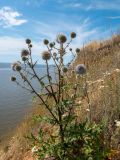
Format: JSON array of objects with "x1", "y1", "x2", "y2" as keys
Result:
[
  {"x1": 0, "y1": 104, "x2": 33, "y2": 151},
  {"x1": 0, "y1": 131, "x2": 14, "y2": 150},
  {"x1": 0, "y1": 102, "x2": 46, "y2": 160}
]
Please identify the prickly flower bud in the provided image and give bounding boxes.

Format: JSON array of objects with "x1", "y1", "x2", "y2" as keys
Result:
[
  {"x1": 11, "y1": 63, "x2": 18, "y2": 71},
  {"x1": 43, "y1": 39, "x2": 49, "y2": 45},
  {"x1": 15, "y1": 65, "x2": 22, "y2": 71},
  {"x1": 22, "y1": 56, "x2": 28, "y2": 61},
  {"x1": 21, "y1": 49, "x2": 29, "y2": 57},
  {"x1": 49, "y1": 43, "x2": 54, "y2": 48},
  {"x1": 75, "y1": 64, "x2": 86, "y2": 75},
  {"x1": 56, "y1": 34, "x2": 67, "y2": 43},
  {"x1": 62, "y1": 66, "x2": 68, "y2": 73},
  {"x1": 42, "y1": 51, "x2": 51, "y2": 60},
  {"x1": 71, "y1": 32, "x2": 76, "y2": 38},
  {"x1": 53, "y1": 52, "x2": 57, "y2": 57},
  {"x1": 10, "y1": 76, "x2": 16, "y2": 81},
  {"x1": 26, "y1": 39, "x2": 31, "y2": 44},
  {"x1": 76, "y1": 48, "x2": 80, "y2": 53}
]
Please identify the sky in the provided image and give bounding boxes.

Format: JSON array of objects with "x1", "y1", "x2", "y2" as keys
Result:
[{"x1": 0, "y1": 0, "x2": 120, "y2": 63}]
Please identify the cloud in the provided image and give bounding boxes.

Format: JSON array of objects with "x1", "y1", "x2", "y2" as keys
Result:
[
  {"x1": 0, "y1": 15, "x2": 111, "y2": 63},
  {"x1": 0, "y1": 18, "x2": 100, "y2": 56},
  {"x1": 107, "y1": 16, "x2": 120, "y2": 19},
  {"x1": 58, "y1": 0, "x2": 120, "y2": 10},
  {"x1": 86, "y1": 1, "x2": 120, "y2": 10},
  {"x1": 0, "y1": 17, "x2": 99, "y2": 63},
  {"x1": 64, "y1": 2, "x2": 82, "y2": 8},
  {"x1": 34, "y1": 18, "x2": 98, "y2": 48},
  {"x1": 26, "y1": 0, "x2": 45, "y2": 6},
  {"x1": 0, "y1": 6, "x2": 27, "y2": 28},
  {"x1": 0, "y1": 36, "x2": 46, "y2": 56}
]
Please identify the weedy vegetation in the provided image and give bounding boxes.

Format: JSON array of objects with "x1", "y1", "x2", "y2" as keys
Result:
[{"x1": 9, "y1": 33, "x2": 120, "y2": 160}]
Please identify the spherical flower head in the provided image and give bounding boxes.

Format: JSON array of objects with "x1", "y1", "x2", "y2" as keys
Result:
[
  {"x1": 49, "y1": 42, "x2": 54, "y2": 48},
  {"x1": 22, "y1": 56, "x2": 28, "y2": 61},
  {"x1": 10, "y1": 76, "x2": 16, "y2": 82},
  {"x1": 26, "y1": 39, "x2": 31, "y2": 44},
  {"x1": 42, "y1": 51, "x2": 51, "y2": 60},
  {"x1": 76, "y1": 48, "x2": 80, "y2": 53},
  {"x1": 71, "y1": 32, "x2": 76, "y2": 38},
  {"x1": 75, "y1": 64, "x2": 86, "y2": 75},
  {"x1": 53, "y1": 52, "x2": 57, "y2": 57},
  {"x1": 43, "y1": 39, "x2": 49, "y2": 45},
  {"x1": 21, "y1": 49, "x2": 29, "y2": 57},
  {"x1": 62, "y1": 66, "x2": 68, "y2": 73},
  {"x1": 56, "y1": 34, "x2": 67, "y2": 43},
  {"x1": 15, "y1": 65, "x2": 22, "y2": 71},
  {"x1": 11, "y1": 62, "x2": 20, "y2": 71}
]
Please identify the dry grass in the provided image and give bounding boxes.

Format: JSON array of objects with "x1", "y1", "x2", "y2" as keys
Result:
[
  {"x1": 0, "y1": 103, "x2": 47, "y2": 160},
  {"x1": 72, "y1": 34, "x2": 120, "y2": 159}
]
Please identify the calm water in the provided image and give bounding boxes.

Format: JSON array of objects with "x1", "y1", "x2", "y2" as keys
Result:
[
  {"x1": 0, "y1": 66, "x2": 56, "y2": 140},
  {"x1": 0, "y1": 68, "x2": 33, "y2": 139}
]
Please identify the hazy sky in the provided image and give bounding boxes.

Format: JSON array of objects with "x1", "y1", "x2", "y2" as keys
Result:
[{"x1": 0, "y1": 0, "x2": 120, "y2": 63}]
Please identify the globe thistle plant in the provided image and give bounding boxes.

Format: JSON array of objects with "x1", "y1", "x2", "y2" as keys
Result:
[
  {"x1": 11, "y1": 62, "x2": 19, "y2": 71},
  {"x1": 26, "y1": 38, "x2": 31, "y2": 44},
  {"x1": 71, "y1": 32, "x2": 76, "y2": 39},
  {"x1": 49, "y1": 42, "x2": 54, "y2": 48},
  {"x1": 53, "y1": 52, "x2": 57, "y2": 57},
  {"x1": 75, "y1": 64, "x2": 86, "y2": 75},
  {"x1": 10, "y1": 76, "x2": 16, "y2": 81},
  {"x1": 11, "y1": 32, "x2": 108, "y2": 160},
  {"x1": 56, "y1": 34, "x2": 67, "y2": 43},
  {"x1": 43, "y1": 39, "x2": 49, "y2": 45},
  {"x1": 15, "y1": 64, "x2": 22, "y2": 71},
  {"x1": 76, "y1": 48, "x2": 80, "y2": 53},
  {"x1": 42, "y1": 51, "x2": 51, "y2": 60},
  {"x1": 22, "y1": 56, "x2": 28, "y2": 61},
  {"x1": 21, "y1": 49, "x2": 29, "y2": 57},
  {"x1": 62, "y1": 66, "x2": 68, "y2": 73}
]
